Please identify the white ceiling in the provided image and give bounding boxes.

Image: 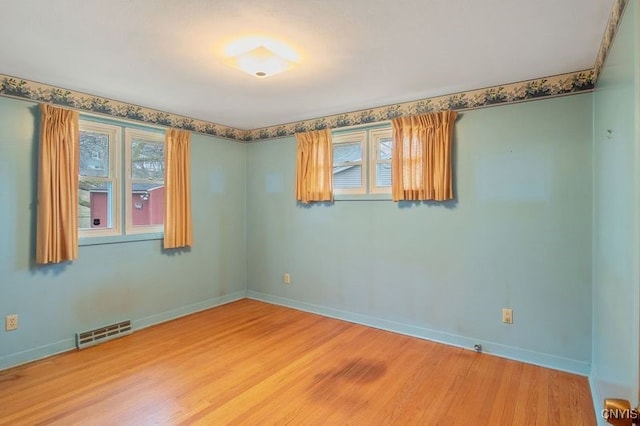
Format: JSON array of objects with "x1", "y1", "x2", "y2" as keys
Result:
[{"x1": 0, "y1": 0, "x2": 614, "y2": 130}]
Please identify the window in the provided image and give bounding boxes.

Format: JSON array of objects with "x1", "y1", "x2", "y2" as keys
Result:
[
  {"x1": 332, "y1": 126, "x2": 392, "y2": 197},
  {"x1": 79, "y1": 122, "x2": 120, "y2": 235},
  {"x1": 370, "y1": 129, "x2": 392, "y2": 193},
  {"x1": 125, "y1": 129, "x2": 165, "y2": 235},
  {"x1": 79, "y1": 118, "x2": 165, "y2": 243},
  {"x1": 332, "y1": 131, "x2": 366, "y2": 194}
]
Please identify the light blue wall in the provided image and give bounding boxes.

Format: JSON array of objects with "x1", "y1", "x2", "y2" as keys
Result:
[
  {"x1": 246, "y1": 94, "x2": 593, "y2": 373},
  {"x1": 0, "y1": 96, "x2": 247, "y2": 369},
  {"x1": 592, "y1": 0, "x2": 640, "y2": 409}
]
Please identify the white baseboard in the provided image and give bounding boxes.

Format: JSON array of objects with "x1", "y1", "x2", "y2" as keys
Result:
[
  {"x1": 0, "y1": 290, "x2": 247, "y2": 372},
  {"x1": 589, "y1": 373, "x2": 606, "y2": 426},
  {"x1": 0, "y1": 339, "x2": 76, "y2": 372},
  {"x1": 247, "y1": 290, "x2": 591, "y2": 376},
  {"x1": 2, "y1": 288, "x2": 590, "y2": 377},
  {"x1": 133, "y1": 290, "x2": 247, "y2": 330}
]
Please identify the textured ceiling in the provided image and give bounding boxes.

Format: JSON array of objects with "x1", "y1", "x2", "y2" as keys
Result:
[{"x1": 0, "y1": 0, "x2": 615, "y2": 130}]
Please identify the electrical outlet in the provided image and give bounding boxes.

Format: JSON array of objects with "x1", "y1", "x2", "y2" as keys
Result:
[
  {"x1": 283, "y1": 273, "x2": 291, "y2": 284},
  {"x1": 5, "y1": 314, "x2": 18, "y2": 331},
  {"x1": 502, "y1": 308, "x2": 513, "y2": 324}
]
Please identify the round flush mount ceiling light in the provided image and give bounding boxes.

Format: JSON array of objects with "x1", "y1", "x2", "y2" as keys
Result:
[{"x1": 223, "y1": 36, "x2": 300, "y2": 78}]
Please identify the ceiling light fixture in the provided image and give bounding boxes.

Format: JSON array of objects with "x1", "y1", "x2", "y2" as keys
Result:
[{"x1": 223, "y1": 37, "x2": 300, "y2": 78}]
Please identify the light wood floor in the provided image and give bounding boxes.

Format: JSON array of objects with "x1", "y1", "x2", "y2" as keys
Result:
[{"x1": 0, "y1": 299, "x2": 595, "y2": 425}]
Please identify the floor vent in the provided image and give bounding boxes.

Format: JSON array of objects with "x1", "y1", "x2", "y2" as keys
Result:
[{"x1": 76, "y1": 320, "x2": 132, "y2": 349}]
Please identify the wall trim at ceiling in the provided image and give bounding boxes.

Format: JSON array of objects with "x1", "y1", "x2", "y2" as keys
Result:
[
  {"x1": 0, "y1": 74, "x2": 245, "y2": 141},
  {"x1": 0, "y1": 70, "x2": 594, "y2": 143},
  {"x1": 593, "y1": 0, "x2": 628, "y2": 80},
  {"x1": 243, "y1": 70, "x2": 595, "y2": 141}
]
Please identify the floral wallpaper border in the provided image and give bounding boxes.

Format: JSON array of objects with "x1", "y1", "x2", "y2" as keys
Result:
[
  {"x1": 0, "y1": 69, "x2": 595, "y2": 143},
  {"x1": 0, "y1": 0, "x2": 627, "y2": 142},
  {"x1": 593, "y1": 0, "x2": 628, "y2": 80},
  {"x1": 243, "y1": 70, "x2": 594, "y2": 141},
  {"x1": 0, "y1": 74, "x2": 244, "y2": 141}
]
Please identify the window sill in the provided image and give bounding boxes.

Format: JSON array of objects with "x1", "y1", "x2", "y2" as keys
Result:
[
  {"x1": 79, "y1": 232, "x2": 163, "y2": 246},
  {"x1": 334, "y1": 193, "x2": 392, "y2": 201}
]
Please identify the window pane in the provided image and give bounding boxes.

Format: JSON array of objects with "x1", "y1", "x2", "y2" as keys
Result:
[
  {"x1": 376, "y1": 163, "x2": 392, "y2": 187},
  {"x1": 131, "y1": 139, "x2": 165, "y2": 180},
  {"x1": 79, "y1": 180, "x2": 113, "y2": 229},
  {"x1": 333, "y1": 142, "x2": 362, "y2": 164},
  {"x1": 333, "y1": 165, "x2": 362, "y2": 188},
  {"x1": 80, "y1": 131, "x2": 109, "y2": 177},
  {"x1": 131, "y1": 183, "x2": 164, "y2": 226},
  {"x1": 378, "y1": 137, "x2": 392, "y2": 160}
]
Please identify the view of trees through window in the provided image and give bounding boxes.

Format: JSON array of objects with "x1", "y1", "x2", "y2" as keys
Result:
[
  {"x1": 80, "y1": 131, "x2": 109, "y2": 177},
  {"x1": 131, "y1": 139, "x2": 164, "y2": 180}
]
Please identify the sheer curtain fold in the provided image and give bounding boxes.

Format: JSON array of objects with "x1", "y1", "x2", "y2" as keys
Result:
[
  {"x1": 164, "y1": 129, "x2": 193, "y2": 249},
  {"x1": 295, "y1": 129, "x2": 333, "y2": 204},
  {"x1": 36, "y1": 104, "x2": 80, "y2": 264},
  {"x1": 391, "y1": 110, "x2": 458, "y2": 201}
]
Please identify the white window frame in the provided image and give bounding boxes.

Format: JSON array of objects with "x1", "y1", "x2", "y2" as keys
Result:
[
  {"x1": 78, "y1": 117, "x2": 165, "y2": 245},
  {"x1": 78, "y1": 121, "x2": 121, "y2": 239},
  {"x1": 332, "y1": 130, "x2": 367, "y2": 195},
  {"x1": 331, "y1": 125, "x2": 392, "y2": 198},
  {"x1": 369, "y1": 128, "x2": 392, "y2": 194},
  {"x1": 125, "y1": 128, "x2": 165, "y2": 235}
]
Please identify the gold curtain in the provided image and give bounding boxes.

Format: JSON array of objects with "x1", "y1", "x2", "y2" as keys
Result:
[
  {"x1": 164, "y1": 129, "x2": 193, "y2": 248},
  {"x1": 295, "y1": 129, "x2": 333, "y2": 204},
  {"x1": 391, "y1": 111, "x2": 458, "y2": 201},
  {"x1": 36, "y1": 104, "x2": 80, "y2": 264}
]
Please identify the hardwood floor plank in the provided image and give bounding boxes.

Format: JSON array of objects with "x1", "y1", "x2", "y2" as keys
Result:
[{"x1": 0, "y1": 299, "x2": 596, "y2": 425}]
